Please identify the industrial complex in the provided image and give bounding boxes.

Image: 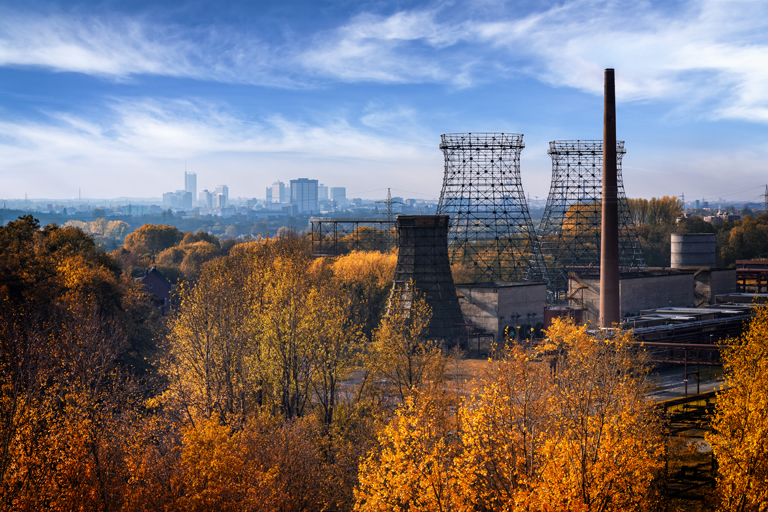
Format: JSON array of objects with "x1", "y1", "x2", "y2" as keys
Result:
[{"x1": 307, "y1": 68, "x2": 763, "y2": 405}]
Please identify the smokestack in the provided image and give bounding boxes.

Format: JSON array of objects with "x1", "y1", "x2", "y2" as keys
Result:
[{"x1": 600, "y1": 68, "x2": 620, "y2": 327}]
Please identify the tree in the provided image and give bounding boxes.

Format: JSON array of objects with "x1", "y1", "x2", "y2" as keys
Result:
[
  {"x1": 182, "y1": 231, "x2": 220, "y2": 249},
  {"x1": 533, "y1": 320, "x2": 665, "y2": 511},
  {"x1": 627, "y1": 196, "x2": 684, "y2": 267},
  {"x1": 162, "y1": 252, "x2": 261, "y2": 426},
  {"x1": 105, "y1": 220, "x2": 130, "y2": 242},
  {"x1": 368, "y1": 288, "x2": 446, "y2": 401},
  {"x1": 707, "y1": 307, "x2": 768, "y2": 511},
  {"x1": 356, "y1": 319, "x2": 666, "y2": 511},
  {"x1": 457, "y1": 347, "x2": 551, "y2": 510},
  {"x1": 324, "y1": 250, "x2": 398, "y2": 338},
  {"x1": 719, "y1": 215, "x2": 768, "y2": 266},
  {"x1": 0, "y1": 217, "x2": 162, "y2": 510},
  {"x1": 355, "y1": 390, "x2": 463, "y2": 512},
  {"x1": 124, "y1": 224, "x2": 184, "y2": 258}
]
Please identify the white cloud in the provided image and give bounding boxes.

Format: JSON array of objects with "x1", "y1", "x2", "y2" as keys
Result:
[
  {"x1": 0, "y1": 10, "x2": 296, "y2": 86},
  {"x1": 299, "y1": 0, "x2": 768, "y2": 121},
  {"x1": 299, "y1": 10, "x2": 462, "y2": 84},
  {"x1": 1, "y1": 1, "x2": 768, "y2": 121},
  {"x1": 0, "y1": 98, "x2": 442, "y2": 198}
]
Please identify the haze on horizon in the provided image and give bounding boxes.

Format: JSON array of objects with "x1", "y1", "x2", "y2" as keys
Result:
[{"x1": 1, "y1": 0, "x2": 768, "y2": 204}]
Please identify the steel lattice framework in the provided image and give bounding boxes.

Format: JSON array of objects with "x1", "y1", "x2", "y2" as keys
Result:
[
  {"x1": 437, "y1": 133, "x2": 543, "y2": 282},
  {"x1": 310, "y1": 218, "x2": 396, "y2": 256},
  {"x1": 537, "y1": 140, "x2": 646, "y2": 298}
]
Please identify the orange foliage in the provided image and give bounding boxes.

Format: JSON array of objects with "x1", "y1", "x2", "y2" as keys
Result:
[
  {"x1": 356, "y1": 319, "x2": 665, "y2": 511},
  {"x1": 708, "y1": 307, "x2": 768, "y2": 511}
]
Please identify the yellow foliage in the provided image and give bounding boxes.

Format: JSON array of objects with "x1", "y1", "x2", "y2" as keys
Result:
[
  {"x1": 356, "y1": 319, "x2": 665, "y2": 511},
  {"x1": 175, "y1": 415, "x2": 330, "y2": 512},
  {"x1": 708, "y1": 307, "x2": 768, "y2": 511},
  {"x1": 355, "y1": 390, "x2": 465, "y2": 511},
  {"x1": 369, "y1": 288, "x2": 446, "y2": 401},
  {"x1": 318, "y1": 250, "x2": 398, "y2": 337}
]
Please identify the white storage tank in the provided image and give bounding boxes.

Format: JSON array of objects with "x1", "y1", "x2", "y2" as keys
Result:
[{"x1": 671, "y1": 233, "x2": 716, "y2": 268}]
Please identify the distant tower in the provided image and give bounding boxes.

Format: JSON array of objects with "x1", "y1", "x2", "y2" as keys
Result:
[
  {"x1": 536, "y1": 140, "x2": 646, "y2": 299},
  {"x1": 290, "y1": 179, "x2": 319, "y2": 213},
  {"x1": 390, "y1": 215, "x2": 465, "y2": 340},
  {"x1": 376, "y1": 188, "x2": 403, "y2": 222},
  {"x1": 763, "y1": 185, "x2": 768, "y2": 214},
  {"x1": 436, "y1": 133, "x2": 542, "y2": 282},
  {"x1": 271, "y1": 181, "x2": 287, "y2": 204},
  {"x1": 214, "y1": 185, "x2": 229, "y2": 207},
  {"x1": 185, "y1": 171, "x2": 197, "y2": 201}
]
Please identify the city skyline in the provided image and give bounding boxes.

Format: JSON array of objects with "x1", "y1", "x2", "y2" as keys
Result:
[{"x1": 1, "y1": 0, "x2": 768, "y2": 204}]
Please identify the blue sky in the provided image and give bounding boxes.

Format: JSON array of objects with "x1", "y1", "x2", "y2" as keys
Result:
[{"x1": 1, "y1": 0, "x2": 768, "y2": 203}]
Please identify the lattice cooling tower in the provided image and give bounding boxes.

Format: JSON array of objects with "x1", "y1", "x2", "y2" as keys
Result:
[
  {"x1": 537, "y1": 140, "x2": 646, "y2": 298},
  {"x1": 437, "y1": 133, "x2": 542, "y2": 282}
]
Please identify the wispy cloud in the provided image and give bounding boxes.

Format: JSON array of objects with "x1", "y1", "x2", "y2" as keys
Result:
[
  {"x1": 0, "y1": 98, "x2": 440, "y2": 197},
  {"x1": 0, "y1": 10, "x2": 295, "y2": 86},
  {"x1": 300, "y1": 0, "x2": 768, "y2": 120},
  {"x1": 1, "y1": 1, "x2": 767, "y2": 121},
  {"x1": 299, "y1": 10, "x2": 474, "y2": 85},
  {"x1": 471, "y1": 0, "x2": 768, "y2": 121}
]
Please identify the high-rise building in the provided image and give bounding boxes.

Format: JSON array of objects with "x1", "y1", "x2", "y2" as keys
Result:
[
  {"x1": 215, "y1": 193, "x2": 227, "y2": 209},
  {"x1": 290, "y1": 178, "x2": 319, "y2": 213},
  {"x1": 271, "y1": 181, "x2": 288, "y2": 203},
  {"x1": 163, "y1": 190, "x2": 192, "y2": 209},
  {"x1": 214, "y1": 185, "x2": 229, "y2": 206},
  {"x1": 266, "y1": 187, "x2": 273, "y2": 203},
  {"x1": 199, "y1": 189, "x2": 213, "y2": 208},
  {"x1": 185, "y1": 171, "x2": 197, "y2": 199},
  {"x1": 162, "y1": 192, "x2": 176, "y2": 208},
  {"x1": 318, "y1": 183, "x2": 329, "y2": 200},
  {"x1": 178, "y1": 190, "x2": 193, "y2": 209},
  {"x1": 330, "y1": 187, "x2": 346, "y2": 205}
]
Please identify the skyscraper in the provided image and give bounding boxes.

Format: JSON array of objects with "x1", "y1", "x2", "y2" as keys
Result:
[
  {"x1": 271, "y1": 181, "x2": 288, "y2": 204},
  {"x1": 214, "y1": 185, "x2": 229, "y2": 206},
  {"x1": 330, "y1": 187, "x2": 346, "y2": 205},
  {"x1": 318, "y1": 183, "x2": 329, "y2": 200},
  {"x1": 199, "y1": 189, "x2": 213, "y2": 208},
  {"x1": 185, "y1": 171, "x2": 197, "y2": 199},
  {"x1": 290, "y1": 178, "x2": 319, "y2": 213}
]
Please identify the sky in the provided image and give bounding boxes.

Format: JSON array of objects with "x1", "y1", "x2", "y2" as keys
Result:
[{"x1": 1, "y1": 0, "x2": 768, "y2": 203}]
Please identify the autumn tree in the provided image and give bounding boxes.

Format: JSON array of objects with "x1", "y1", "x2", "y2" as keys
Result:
[
  {"x1": 457, "y1": 347, "x2": 551, "y2": 510},
  {"x1": 324, "y1": 250, "x2": 398, "y2": 338},
  {"x1": 356, "y1": 319, "x2": 666, "y2": 511},
  {"x1": 0, "y1": 216, "x2": 163, "y2": 510},
  {"x1": 355, "y1": 390, "x2": 463, "y2": 511},
  {"x1": 628, "y1": 195, "x2": 684, "y2": 266},
  {"x1": 124, "y1": 223, "x2": 184, "y2": 258},
  {"x1": 368, "y1": 287, "x2": 446, "y2": 401},
  {"x1": 707, "y1": 306, "x2": 768, "y2": 511},
  {"x1": 534, "y1": 320, "x2": 665, "y2": 511}
]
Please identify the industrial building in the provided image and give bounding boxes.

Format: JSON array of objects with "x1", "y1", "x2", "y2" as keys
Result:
[
  {"x1": 566, "y1": 268, "x2": 737, "y2": 324},
  {"x1": 456, "y1": 281, "x2": 547, "y2": 341}
]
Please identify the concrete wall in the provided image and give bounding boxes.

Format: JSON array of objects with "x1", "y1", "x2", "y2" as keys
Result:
[
  {"x1": 694, "y1": 268, "x2": 737, "y2": 305},
  {"x1": 569, "y1": 272, "x2": 695, "y2": 324},
  {"x1": 456, "y1": 282, "x2": 547, "y2": 340}
]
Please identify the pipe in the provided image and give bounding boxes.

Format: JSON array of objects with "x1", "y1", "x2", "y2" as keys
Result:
[{"x1": 600, "y1": 68, "x2": 620, "y2": 327}]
